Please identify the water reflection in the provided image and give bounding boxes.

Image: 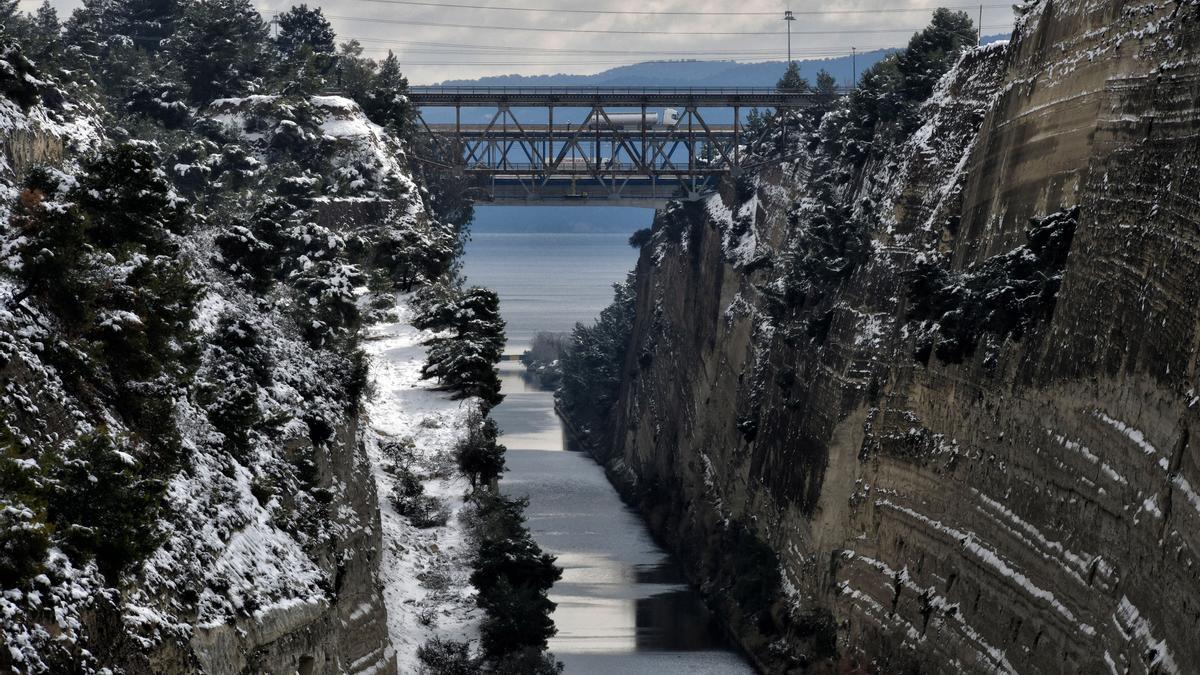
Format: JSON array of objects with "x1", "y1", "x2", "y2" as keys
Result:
[{"x1": 492, "y1": 362, "x2": 753, "y2": 673}]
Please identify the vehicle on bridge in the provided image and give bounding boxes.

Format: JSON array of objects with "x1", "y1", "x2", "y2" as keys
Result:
[{"x1": 585, "y1": 108, "x2": 679, "y2": 130}]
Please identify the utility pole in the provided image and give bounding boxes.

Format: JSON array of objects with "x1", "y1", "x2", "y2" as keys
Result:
[
  {"x1": 851, "y1": 47, "x2": 857, "y2": 89},
  {"x1": 784, "y1": 10, "x2": 795, "y2": 63},
  {"x1": 978, "y1": 4, "x2": 983, "y2": 45}
]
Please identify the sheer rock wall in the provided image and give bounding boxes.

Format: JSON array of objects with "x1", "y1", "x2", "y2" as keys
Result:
[{"x1": 597, "y1": 1, "x2": 1200, "y2": 672}]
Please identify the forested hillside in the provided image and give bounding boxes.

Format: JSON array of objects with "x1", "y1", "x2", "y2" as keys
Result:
[{"x1": 0, "y1": 1, "x2": 557, "y2": 672}]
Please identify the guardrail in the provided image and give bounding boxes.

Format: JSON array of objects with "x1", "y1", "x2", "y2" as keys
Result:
[{"x1": 410, "y1": 86, "x2": 839, "y2": 95}]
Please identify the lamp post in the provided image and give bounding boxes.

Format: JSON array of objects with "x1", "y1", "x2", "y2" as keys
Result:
[
  {"x1": 784, "y1": 10, "x2": 795, "y2": 63},
  {"x1": 851, "y1": 46, "x2": 857, "y2": 89}
]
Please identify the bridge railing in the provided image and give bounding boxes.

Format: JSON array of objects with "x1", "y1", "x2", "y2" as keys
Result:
[{"x1": 409, "y1": 86, "x2": 834, "y2": 96}]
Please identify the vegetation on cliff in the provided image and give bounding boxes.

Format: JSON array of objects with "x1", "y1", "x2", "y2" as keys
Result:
[
  {"x1": 0, "y1": 1, "x2": 490, "y2": 669},
  {"x1": 907, "y1": 206, "x2": 1079, "y2": 364},
  {"x1": 556, "y1": 273, "x2": 638, "y2": 439}
]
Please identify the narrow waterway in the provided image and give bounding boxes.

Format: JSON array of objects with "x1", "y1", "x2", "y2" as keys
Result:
[{"x1": 463, "y1": 208, "x2": 753, "y2": 674}]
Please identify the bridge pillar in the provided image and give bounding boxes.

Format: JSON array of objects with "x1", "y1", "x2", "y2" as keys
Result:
[{"x1": 734, "y1": 105, "x2": 740, "y2": 168}]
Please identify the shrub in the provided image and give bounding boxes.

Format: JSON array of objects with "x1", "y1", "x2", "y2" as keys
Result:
[
  {"x1": 492, "y1": 647, "x2": 564, "y2": 675},
  {"x1": 727, "y1": 522, "x2": 782, "y2": 617},
  {"x1": 416, "y1": 638, "x2": 477, "y2": 675},
  {"x1": 45, "y1": 432, "x2": 166, "y2": 582},
  {"x1": 456, "y1": 413, "x2": 505, "y2": 489},
  {"x1": 907, "y1": 207, "x2": 1079, "y2": 364},
  {"x1": 389, "y1": 465, "x2": 450, "y2": 528},
  {"x1": 627, "y1": 227, "x2": 653, "y2": 248}
]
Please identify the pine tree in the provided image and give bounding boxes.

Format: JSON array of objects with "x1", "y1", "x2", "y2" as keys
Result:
[
  {"x1": 558, "y1": 274, "x2": 636, "y2": 431},
  {"x1": 776, "y1": 60, "x2": 809, "y2": 92},
  {"x1": 895, "y1": 8, "x2": 976, "y2": 133},
  {"x1": 62, "y1": 0, "x2": 120, "y2": 72},
  {"x1": 276, "y1": 4, "x2": 335, "y2": 56},
  {"x1": 270, "y1": 4, "x2": 336, "y2": 95},
  {"x1": 119, "y1": 0, "x2": 181, "y2": 52},
  {"x1": 337, "y1": 39, "x2": 377, "y2": 100},
  {"x1": 457, "y1": 414, "x2": 506, "y2": 489},
  {"x1": 420, "y1": 287, "x2": 506, "y2": 407},
  {"x1": 362, "y1": 50, "x2": 414, "y2": 134},
  {"x1": 0, "y1": 0, "x2": 18, "y2": 23},
  {"x1": 29, "y1": 1, "x2": 63, "y2": 64},
  {"x1": 168, "y1": 0, "x2": 268, "y2": 102}
]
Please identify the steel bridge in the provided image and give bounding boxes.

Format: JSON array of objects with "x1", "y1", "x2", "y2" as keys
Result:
[{"x1": 408, "y1": 86, "x2": 840, "y2": 207}]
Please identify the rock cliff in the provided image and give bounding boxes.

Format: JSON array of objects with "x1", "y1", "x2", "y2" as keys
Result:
[
  {"x1": 0, "y1": 89, "x2": 428, "y2": 673},
  {"x1": 590, "y1": 1, "x2": 1200, "y2": 672}
]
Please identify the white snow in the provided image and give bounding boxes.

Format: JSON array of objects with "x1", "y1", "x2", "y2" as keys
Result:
[
  {"x1": 1113, "y1": 596, "x2": 1181, "y2": 674},
  {"x1": 876, "y1": 498, "x2": 1096, "y2": 637},
  {"x1": 1094, "y1": 411, "x2": 1161, "y2": 458},
  {"x1": 362, "y1": 297, "x2": 482, "y2": 670}
]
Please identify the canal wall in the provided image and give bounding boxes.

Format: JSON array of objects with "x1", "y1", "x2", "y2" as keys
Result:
[{"x1": 588, "y1": 1, "x2": 1200, "y2": 672}]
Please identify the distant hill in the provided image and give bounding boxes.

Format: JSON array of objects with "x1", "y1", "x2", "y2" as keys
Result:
[
  {"x1": 433, "y1": 35, "x2": 1008, "y2": 89},
  {"x1": 436, "y1": 52, "x2": 886, "y2": 90}
]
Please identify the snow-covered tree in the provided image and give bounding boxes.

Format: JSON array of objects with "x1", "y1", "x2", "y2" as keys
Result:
[
  {"x1": 13, "y1": 141, "x2": 198, "y2": 447},
  {"x1": 0, "y1": 0, "x2": 18, "y2": 23},
  {"x1": 336, "y1": 39, "x2": 377, "y2": 100},
  {"x1": 168, "y1": 0, "x2": 268, "y2": 102},
  {"x1": 457, "y1": 413, "x2": 506, "y2": 489},
  {"x1": 361, "y1": 50, "x2": 414, "y2": 134},
  {"x1": 420, "y1": 287, "x2": 506, "y2": 407},
  {"x1": 275, "y1": 4, "x2": 334, "y2": 57}
]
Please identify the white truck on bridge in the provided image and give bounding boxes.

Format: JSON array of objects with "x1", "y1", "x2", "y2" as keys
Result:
[{"x1": 586, "y1": 108, "x2": 679, "y2": 130}]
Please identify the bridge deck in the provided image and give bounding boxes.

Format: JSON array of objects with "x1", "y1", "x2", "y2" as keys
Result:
[
  {"x1": 425, "y1": 124, "x2": 737, "y2": 137},
  {"x1": 409, "y1": 86, "x2": 830, "y2": 107}
]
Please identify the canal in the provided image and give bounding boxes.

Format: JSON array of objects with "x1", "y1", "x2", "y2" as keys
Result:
[{"x1": 463, "y1": 207, "x2": 753, "y2": 674}]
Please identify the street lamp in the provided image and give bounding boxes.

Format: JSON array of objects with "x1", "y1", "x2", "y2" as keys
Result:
[{"x1": 783, "y1": 10, "x2": 795, "y2": 63}]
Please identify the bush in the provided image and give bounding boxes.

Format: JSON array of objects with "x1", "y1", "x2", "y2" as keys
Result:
[
  {"x1": 389, "y1": 465, "x2": 450, "y2": 528},
  {"x1": 417, "y1": 638, "x2": 477, "y2": 675},
  {"x1": 907, "y1": 207, "x2": 1079, "y2": 364},
  {"x1": 45, "y1": 432, "x2": 166, "y2": 582},
  {"x1": 456, "y1": 413, "x2": 505, "y2": 489},
  {"x1": 627, "y1": 227, "x2": 653, "y2": 248},
  {"x1": 492, "y1": 647, "x2": 564, "y2": 675},
  {"x1": 727, "y1": 522, "x2": 782, "y2": 617}
]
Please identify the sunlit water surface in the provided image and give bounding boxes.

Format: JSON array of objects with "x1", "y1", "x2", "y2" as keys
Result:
[{"x1": 463, "y1": 210, "x2": 753, "y2": 673}]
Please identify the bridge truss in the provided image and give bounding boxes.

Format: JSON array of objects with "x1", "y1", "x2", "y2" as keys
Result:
[{"x1": 408, "y1": 87, "x2": 835, "y2": 207}]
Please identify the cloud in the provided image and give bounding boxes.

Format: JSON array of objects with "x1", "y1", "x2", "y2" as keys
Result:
[{"x1": 28, "y1": 0, "x2": 1015, "y2": 83}]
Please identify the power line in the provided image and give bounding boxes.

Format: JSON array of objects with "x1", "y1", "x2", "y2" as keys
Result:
[
  {"x1": 341, "y1": 0, "x2": 1011, "y2": 17},
  {"x1": 326, "y1": 14, "x2": 1012, "y2": 36},
  {"x1": 342, "y1": 36, "x2": 903, "y2": 56}
]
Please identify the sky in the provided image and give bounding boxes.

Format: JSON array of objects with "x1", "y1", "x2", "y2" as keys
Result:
[{"x1": 23, "y1": 0, "x2": 1018, "y2": 84}]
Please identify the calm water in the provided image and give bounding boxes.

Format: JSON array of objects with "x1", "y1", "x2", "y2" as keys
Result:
[{"x1": 462, "y1": 208, "x2": 753, "y2": 674}]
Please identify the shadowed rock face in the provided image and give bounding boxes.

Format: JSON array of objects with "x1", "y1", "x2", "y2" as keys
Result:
[{"x1": 589, "y1": 1, "x2": 1200, "y2": 672}]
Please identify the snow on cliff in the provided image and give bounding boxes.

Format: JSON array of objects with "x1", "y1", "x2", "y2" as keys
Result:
[{"x1": 363, "y1": 299, "x2": 483, "y2": 671}]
